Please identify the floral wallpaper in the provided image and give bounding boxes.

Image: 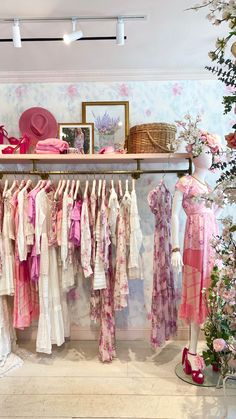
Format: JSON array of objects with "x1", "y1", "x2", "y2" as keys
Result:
[{"x1": 0, "y1": 79, "x2": 234, "y2": 333}]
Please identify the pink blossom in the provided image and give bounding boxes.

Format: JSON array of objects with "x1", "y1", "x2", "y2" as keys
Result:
[
  {"x1": 118, "y1": 83, "x2": 130, "y2": 97},
  {"x1": 186, "y1": 144, "x2": 193, "y2": 153},
  {"x1": 67, "y1": 84, "x2": 78, "y2": 97},
  {"x1": 145, "y1": 109, "x2": 152, "y2": 117},
  {"x1": 201, "y1": 131, "x2": 221, "y2": 153},
  {"x1": 213, "y1": 338, "x2": 227, "y2": 352},
  {"x1": 15, "y1": 85, "x2": 27, "y2": 98},
  {"x1": 222, "y1": 289, "x2": 236, "y2": 302},
  {"x1": 172, "y1": 83, "x2": 183, "y2": 96}
]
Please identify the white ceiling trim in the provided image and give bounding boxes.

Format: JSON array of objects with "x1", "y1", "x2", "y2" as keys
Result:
[{"x1": 0, "y1": 69, "x2": 216, "y2": 83}]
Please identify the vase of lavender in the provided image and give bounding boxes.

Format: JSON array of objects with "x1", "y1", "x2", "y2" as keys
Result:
[{"x1": 93, "y1": 111, "x2": 122, "y2": 152}]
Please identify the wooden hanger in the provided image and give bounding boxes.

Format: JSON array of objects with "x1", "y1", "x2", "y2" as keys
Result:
[{"x1": 74, "y1": 179, "x2": 80, "y2": 200}]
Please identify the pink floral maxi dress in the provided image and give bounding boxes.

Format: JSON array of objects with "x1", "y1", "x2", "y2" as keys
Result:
[
  {"x1": 175, "y1": 175, "x2": 218, "y2": 325},
  {"x1": 148, "y1": 182, "x2": 177, "y2": 348}
]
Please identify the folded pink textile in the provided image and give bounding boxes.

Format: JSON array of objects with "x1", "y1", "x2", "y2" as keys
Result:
[
  {"x1": 35, "y1": 149, "x2": 61, "y2": 154},
  {"x1": 36, "y1": 138, "x2": 69, "y2": 153}
]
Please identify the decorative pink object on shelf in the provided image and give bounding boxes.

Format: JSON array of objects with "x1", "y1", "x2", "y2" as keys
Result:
[
  {"x1": 0, "y1": 125, "x2": 8, "y2": 144},
  {"x1": 1, "y1": 135, "x2": 30, "y2": 154},
  {"x1": 98, "y1": 146, "x2": 127, "y2": 154},
  {"x1": 35, "y1": 138, "x2": 69, "y2": 154},
  {"x1": 19, "y1": 107, "x2": 58, "y2": 146}
]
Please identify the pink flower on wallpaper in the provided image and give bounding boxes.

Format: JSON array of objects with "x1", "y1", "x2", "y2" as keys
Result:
[
  {"x1": 67, "y1": 84, "x2": 79, "y2": 97},
  {"x1": 147, "y1": 312, "x2": 152, "y2": 321},
  {"x1": 145, "y1": 109, "x2": 152, "y2": 117},
  {"x1": 172, "y1": 83, "x2": 183, "y2": 96},
  {"x1": 225, "y1": 85, "x2": 236, "y2": 94},
  {"x1": 228, "y1": 119, "x2": 236, "y2": 127},
  {"x1": 15, "y1": 85, "x2": 27, "y2": 98},
  {"x1": 118, "y1": 83, "x2": 130, "y2": 97}
]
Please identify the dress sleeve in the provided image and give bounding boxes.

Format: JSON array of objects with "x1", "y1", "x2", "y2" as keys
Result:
[
  {"x1": 147, "y1": 189, "x2": 158, "y2": 215},
  {"x1": 175, "y1": 176, "x2": 191, "y2": 194}
]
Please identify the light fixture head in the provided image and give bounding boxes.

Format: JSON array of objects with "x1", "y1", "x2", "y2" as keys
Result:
[
  {"x1": 12, "y1": 19, "x2": 21, "y2": 48},
  {"x1": 63, "y1": 18, "x2": 83, "y2": 44},
  {"x1": 116, "y1": 17, "x2": 124, "y2": 46}
]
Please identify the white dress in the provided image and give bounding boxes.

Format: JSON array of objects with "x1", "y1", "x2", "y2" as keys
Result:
[
  {"x1": 0, "y1": 190, "x2": 15, "y2": 296},
  {"x1": 94, "y1": 180, "x2": 108, "y2": 290},
  {"x1": 108, "y1": 184, "x2": 119, "y2": 246},
  {"x1": 81, "y1": 183, "x2": 93, "y2": 278},
  {"x1": 128, "y1": 186, "x2": 144, "y2": 280},
  {"x1": 35, "y1": 189, "x2": 65, "y2": 354}
]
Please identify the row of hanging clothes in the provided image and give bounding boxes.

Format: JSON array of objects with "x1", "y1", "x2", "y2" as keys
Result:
[{"x1": 0, "y1": 175, "x2": 144, "y2": 363}]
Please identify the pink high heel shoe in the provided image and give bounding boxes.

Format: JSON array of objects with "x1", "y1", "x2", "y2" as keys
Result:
[
  {"x1": 0, "y1": 126, "x2": 8, "y2": 144},
  {"x1": 184, "y1": 350, "x2": 205, "y2": 385},
  {"x1": 2, "y1": 135, "x2": 30, "y2": 154}
]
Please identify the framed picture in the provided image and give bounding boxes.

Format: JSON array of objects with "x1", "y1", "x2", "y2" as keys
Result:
[
  {"x1": 82, "y1": 101, "x2": 129, "y2": 153},
  {"x1": 58, "y1": 123, "x2": 94, "y2": 154}
]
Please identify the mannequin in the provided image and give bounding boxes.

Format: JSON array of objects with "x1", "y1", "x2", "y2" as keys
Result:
[{"x1": 171, "y1": 145, "x2": 218, "y2": 384}]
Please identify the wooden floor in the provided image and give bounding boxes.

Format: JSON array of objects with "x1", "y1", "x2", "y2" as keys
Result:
[{"x1": 0, "y1": 340, "x2": 235, "y2": 419}]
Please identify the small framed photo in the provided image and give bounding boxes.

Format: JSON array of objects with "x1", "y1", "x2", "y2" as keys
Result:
[
  {"x1": 82, "y1": 101, "x2": 129, "y2": 153},
  {"x1": 58, "y1": 123, "x2": 94, "y2": 154}
]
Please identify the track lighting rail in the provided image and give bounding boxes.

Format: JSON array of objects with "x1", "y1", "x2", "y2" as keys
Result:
[
  {"x1": 0, "y1": 15, "x2": 147, "y2": 23},
  {"x1": 0, "y1": 36, "x2": 127, "y2": 43}
]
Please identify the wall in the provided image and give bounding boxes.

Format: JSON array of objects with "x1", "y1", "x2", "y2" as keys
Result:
[{"x1": 0, "y1": 79, "x2": 233, "y2": 340}]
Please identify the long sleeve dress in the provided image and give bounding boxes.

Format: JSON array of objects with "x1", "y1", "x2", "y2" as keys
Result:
[{"x1": 148, "y1": 182, "x2": 177, "y2": 348}]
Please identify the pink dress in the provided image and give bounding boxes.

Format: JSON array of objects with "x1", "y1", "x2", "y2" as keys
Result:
[
  {"x1": 148, "y1": 182, "x2": 177, "y2": 348},
  {"x1": 175, "y1": 175, "x2": 218, "y2": 325}
]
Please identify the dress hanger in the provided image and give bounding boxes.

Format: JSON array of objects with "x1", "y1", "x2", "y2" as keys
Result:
[
  {"x1": 58, "y1": 178, "x2": 66, "y2": 197},
  {"x1": 3, "y1": 179, "x2": 8, "y2": 198},
  {"x1": 39, "y1": 180, "x2": 47, "y2": 190},
  {"x1": 91, "y1": 178, "x2": 96, "y2": 196},
  {"x1": 54, "y1": 179, "x2": 62, "y2": 200},
  {"x1": 84, "y1": 179, "x2": 89, "y2": 199},
  {"x1": 19, "y1": 179, "x2": 26, "y2": 190},
  {"x1": 118, "y1": 179, "x2": 123, "y2": 197},
  {"x1": 44, "y1": 179, "x2": 52, "y2": 192},
  {"x1": 70, "y1": 179, "x2": 76, "y2": 197},
  {"x1": 32, "y1": 178, "x2": 43, "y2": 192},
  {"x1": 132, "y1": 178, "x2": 135, "y2": 191},
  {"x1": 97, "y1": 179, "x2": 102, "y2": 199},
  {"x1": 74, "y1": 179, "x2": 80, "y2": 200},
  {"x1": 8, "y1": 178, "x2": 19, "y2": 194}
]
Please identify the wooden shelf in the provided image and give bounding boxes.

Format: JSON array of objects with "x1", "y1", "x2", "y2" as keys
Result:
[{"x1": 0, "y1": 153, "x2": 190, "y2": 164}]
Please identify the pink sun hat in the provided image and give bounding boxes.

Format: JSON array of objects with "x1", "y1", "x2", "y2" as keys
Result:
[{"x1": 19, "y1": 107, "x2": 58, "y2": 146}]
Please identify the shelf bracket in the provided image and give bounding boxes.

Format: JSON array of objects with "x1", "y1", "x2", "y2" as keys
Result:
[{"x1": 132, "y1": 159, "x2": 142, "y2": 179}]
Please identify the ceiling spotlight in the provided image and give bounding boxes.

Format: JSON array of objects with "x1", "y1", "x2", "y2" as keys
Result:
[
  {"x1": 63, "y1": 18, "x2": 83, "y2": 44},
  {"x1": 116, "y1": 17, "x2": 124, "y2": 46},
  {"x1": 12, "y1": 19, "x2": 21, "y2": 48}
]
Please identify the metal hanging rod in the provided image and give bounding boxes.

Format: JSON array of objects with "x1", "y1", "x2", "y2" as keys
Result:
[
  {"x1": 0, "y1": 169, "x2": 191, "y2": 181},
  {"x1": 0, "y1": 15, "x2": 147, "y2": 23},
  {"x1": 0, "y1": 157, "x2": 192, "y2": 179}
]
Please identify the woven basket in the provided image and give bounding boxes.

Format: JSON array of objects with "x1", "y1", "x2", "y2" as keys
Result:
[{"x1": 128, "y1": 123, "x2": 177, "y2": 153}]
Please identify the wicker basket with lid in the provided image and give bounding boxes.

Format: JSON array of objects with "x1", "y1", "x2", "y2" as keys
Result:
[{"x1": 128, "y1": 122, "x2": 177, "y2": 153}]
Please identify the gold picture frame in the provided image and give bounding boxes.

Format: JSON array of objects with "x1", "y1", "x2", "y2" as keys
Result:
[
  {"x1": 58, "y1": 122, "x2": 94, "y2": 154},
  {"x1": 82, "y1": 101, "x2": 129, "y2": 153}
]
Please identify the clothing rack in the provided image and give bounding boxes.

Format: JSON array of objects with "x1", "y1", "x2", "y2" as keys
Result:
[{"x1": 0, "y1": 154, "x2": 192, "y2": 179}]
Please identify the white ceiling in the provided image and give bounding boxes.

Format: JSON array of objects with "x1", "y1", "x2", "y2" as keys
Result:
[{"x1": 0, "y1": 0, "x2": 227, "y2": 80}]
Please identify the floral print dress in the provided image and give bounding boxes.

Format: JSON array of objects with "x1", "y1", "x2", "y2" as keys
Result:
[
  {"x1": 148, "y1": 181, "x2": 177, "y2": 348},
  {"x1": 175, "y1": 175, "x2": 218, "y2": 325}
]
